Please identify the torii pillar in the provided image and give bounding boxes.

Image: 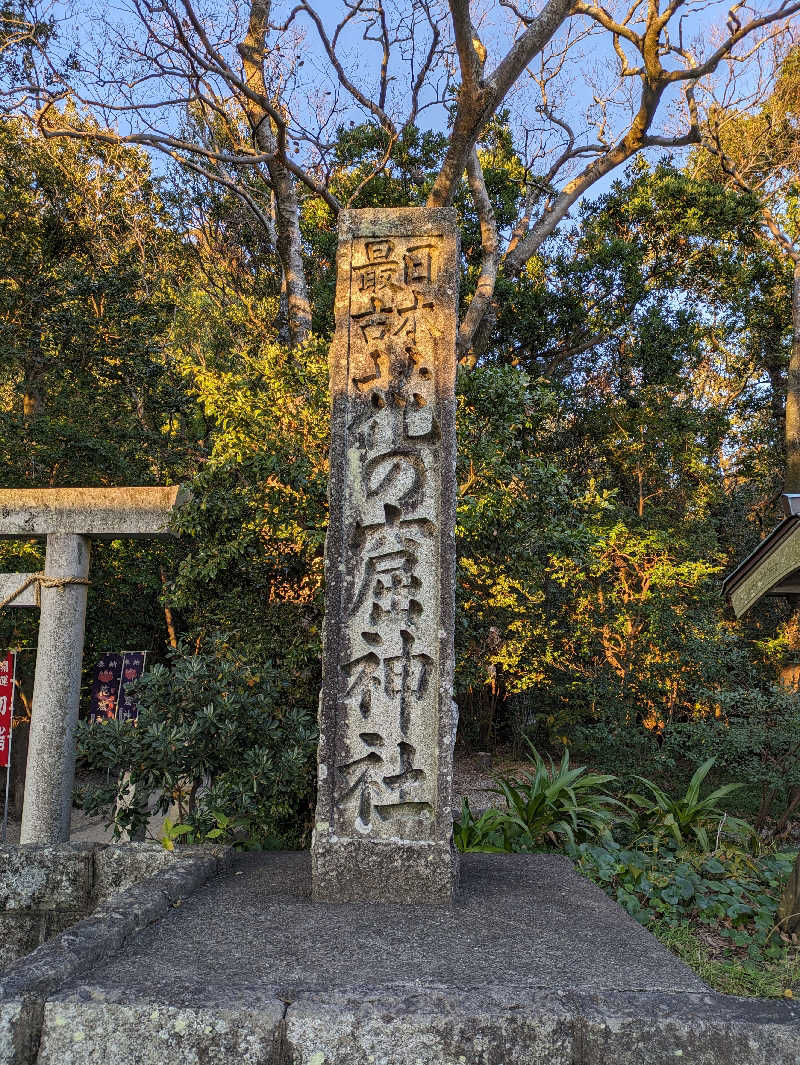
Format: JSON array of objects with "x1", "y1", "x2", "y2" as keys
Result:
[{"x1": 0, "y1": 487, "x2": 187, "y2": 843}]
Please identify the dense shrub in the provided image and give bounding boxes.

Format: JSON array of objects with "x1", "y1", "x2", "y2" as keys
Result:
[
  {"x1": 76, "y1": 639, "x2": 318, "y2": 846},
  {"x1": 570, "y1": 835, "x2": 792, "y2": 950},
  {"x1": 662, "y1": 687, "x2": 800, "y2": 827}
]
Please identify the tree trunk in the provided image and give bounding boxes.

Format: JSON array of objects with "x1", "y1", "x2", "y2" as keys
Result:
[
  {"x1": 503, "y1": 136, "x2": 645, "y2": 275},
  {"x1": 785, "y1": 261, "x2": 800, "y2": 492},
  {"x1": 239, "y1": 2, "x2": 311, "y2": 347},
  {"x1": 427, "y1": 0, "x2": 573, "y2": 208},
  {"x1": 428, "y1": 94, "x2": 488, "y2": 209},
  {"x1": 263, "y1": 153, "x2": 312, "y2": 346},
  {"x1": 777, "y1": 850, "x2": 800, "y2": 934},
  {"x1": 160, "y1": 569, "x2": 180, "y2": 649},
  {"x1": 22, "y1": 379, "x2": 42, "y2": 419},
  {"x1": 764, "y1": 357, "x2": 786, "y2": 454},
  {"x1": 23, "y1": 322, "x2": 45, "y2": 420},
  {"x1": 779, "y1": 264, "x2": 800, "y2": 690},
  {"x1": 503, "y1": 75, "x2": 670, "y2": 277}
]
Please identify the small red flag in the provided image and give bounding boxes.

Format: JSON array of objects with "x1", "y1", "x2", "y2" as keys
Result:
[{"x1": 0, "y1": 653, "x2": 15, "y2": 769}]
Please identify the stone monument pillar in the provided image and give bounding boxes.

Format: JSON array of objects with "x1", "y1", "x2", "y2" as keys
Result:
[{"x1": 312, "y1": 207, "x2": 460, "y2": 903}]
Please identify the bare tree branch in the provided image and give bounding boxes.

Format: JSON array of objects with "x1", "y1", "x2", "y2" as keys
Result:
[
  {"x1": 295, "y1": 2, "x2": 397, "y2": 137},
  {"x1": 503, "y1": 0, "x2": 796, "y2": 276},
  {"x1": 457, "y1": 148, "x2": 499, "y2": 364},
  {"x1": 3, "y1": 0, "x2": 796, "y2": 360},
  {"x1": 233, "y1": 0, "x2": 310, "y2": 343},
  {"x1": 428, "y1": 0, "x2": 574, "y2": 207}
]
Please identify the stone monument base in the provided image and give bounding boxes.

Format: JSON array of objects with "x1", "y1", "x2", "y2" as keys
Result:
[
  {"x1": 1, "y1": 852, "x2": 798, "y2": 1064},
  {"x1": 311, "y1": 835, "x2": 458, "y2": 903}
]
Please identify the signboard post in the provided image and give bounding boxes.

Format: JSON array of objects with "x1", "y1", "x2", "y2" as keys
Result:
[{"x1": 0, "y1": 652, "x2": 16, "y2": 841}]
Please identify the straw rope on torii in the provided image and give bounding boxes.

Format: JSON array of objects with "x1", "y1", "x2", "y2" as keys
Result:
[{"x1": 0, "y1": 574, "x2": 90, "y2": 612}]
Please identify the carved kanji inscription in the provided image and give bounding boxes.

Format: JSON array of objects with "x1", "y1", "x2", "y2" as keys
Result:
[{"x1": 312, "y1": 208, "x2": 459, "y2": 903}]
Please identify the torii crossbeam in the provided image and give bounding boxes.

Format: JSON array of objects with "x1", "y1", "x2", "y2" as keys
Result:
[{"x1": 0, "y1": 487, "x2": 188, "y2": 844}]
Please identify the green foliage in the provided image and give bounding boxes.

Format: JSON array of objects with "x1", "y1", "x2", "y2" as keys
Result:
[
  {"x1": 625, "y1": 758, "x2": 752, "y2": 851},
  {"x1": 441, "y1": 158, "x2": 792, "y2": 754},
  {"x1": 76, "y1": 640, "x2": 317, "y2": 847},
  {"x1": 0, "y1": 112, "x2": 199, "y2": 676},
  {"x1": 451, "y1": 799, "x2": 507, "y2": 854},
  {"x1": 160, "y1": 810, "x2": 274, "y2": 851},
  {"x1": 166, "y1": 336, "x2": 329, "y2": 720},
  {"x1": 571, "y1": 835, "x2": 793, "y2": 963},
  {"x1": 454, "y1": 745, "x2": 619, "y2": 852},
  {"x1": 650, "y1": 920, "x2": 800, "y2": 998},
  {"x1": 489, "y1": 747, "x2": 619, "y2": 849},
  {"x1": 0, "y1": 110, "x2": 192, "y2": 487},
  {"x1": 544, "y1": 518, "x2": 731, "y2": 751},
  {"x1": 662, "y1": 687, "x2": 800, "y2": 827},
  {"x1": 463, "y1": 157, "x2": 797, "y2": 759},
  {"x1": 329, "y1": 123, "x2": 446, "y2": 209},
  {"x1": 454, "y1": 364, "x2": 582, "y2": 744}
]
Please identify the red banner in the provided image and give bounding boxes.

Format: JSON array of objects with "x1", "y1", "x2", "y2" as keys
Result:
[{"x1": 0, "y1": 653, "x2": 14, "y2": 769}]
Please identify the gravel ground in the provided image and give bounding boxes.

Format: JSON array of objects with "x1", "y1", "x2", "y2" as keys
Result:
[{"x1": 452, "y1": 747, "x2": 530, "y2": 814}]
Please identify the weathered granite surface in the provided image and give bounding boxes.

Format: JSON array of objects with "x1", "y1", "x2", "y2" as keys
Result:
[
  {"x1": 0, "y1": 843, "x2": 226, "y2": 975},
  {"x1": 0, "y1": 852, "x2": 794, "y2": 1065},
  {"x1": 283, "y1": 988, "x2": 800, "y2": 1065},
  {"x1": 35, "y1": 996, "x2": 285, "y2": 1065},
  {"x1": 48, "y1": 852, "x2": 708, "y2": 997},
  {"x1": 0, "y1": 844, "x2": 94, "y2": 969},
  {"x1": 21, "y1": 534, "x2": 90, "y2": 845},
  {"x1": 0, "y1": 577, "x2": 37, "y2": 608},
  {"x1": 0, "y1": 487, "x2": 188, "y2": 540},
  {"x1": 313, "y1": 207, "x2": 460, "y2": 903}
]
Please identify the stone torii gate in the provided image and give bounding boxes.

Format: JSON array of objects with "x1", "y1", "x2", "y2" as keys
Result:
[{"x1": 0, "y1": 487, "x2": 187, "y2": 844}]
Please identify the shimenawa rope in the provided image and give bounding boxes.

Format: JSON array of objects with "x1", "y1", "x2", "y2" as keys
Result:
[{"x1": 0, "y1": 573, "x2": 90, "y2": 611}]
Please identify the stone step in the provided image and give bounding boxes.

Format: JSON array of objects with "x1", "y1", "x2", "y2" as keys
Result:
[{"x1": 0, "y1": 851, "x2": 797, "y2": 1063}]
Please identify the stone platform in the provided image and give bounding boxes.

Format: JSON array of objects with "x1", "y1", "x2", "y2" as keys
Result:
[{"x1": 1, "y1": 852, "x2": 798, "y2": 1063}]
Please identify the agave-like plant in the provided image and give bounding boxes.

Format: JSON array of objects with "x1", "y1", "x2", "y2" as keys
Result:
[
  {"x1": 452, "y1": 798, "x2": 507, "y2": 853},
  {"x1": 625, "y1": 758, "x2": 753, "y2": 851},
  {"x1": 486, "y1": 744, "x2": 622, "y2": 850}
]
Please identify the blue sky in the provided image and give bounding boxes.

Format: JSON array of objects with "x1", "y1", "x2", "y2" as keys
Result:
[{"x1": 39, "y1": 1, "x2": 787, "y2": 218}]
